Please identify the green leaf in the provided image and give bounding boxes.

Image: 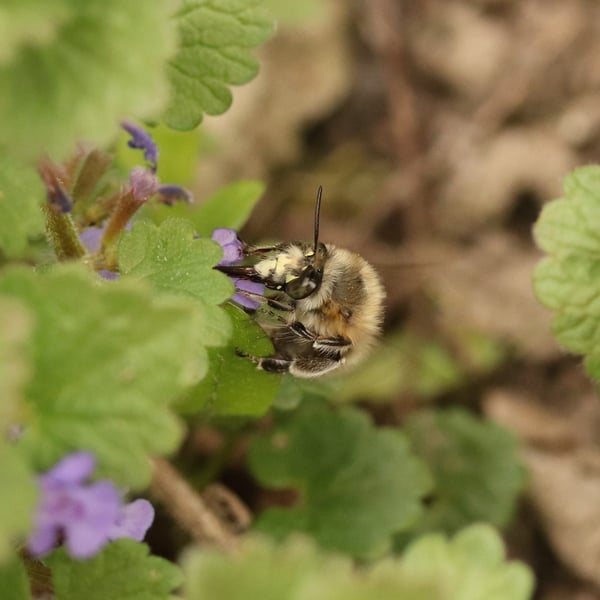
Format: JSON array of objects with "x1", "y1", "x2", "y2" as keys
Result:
[
  {"x1": 164, "y1": 0, "x2": 273, "y2": 130},
  {"x1": 533, "y1": 166, "x2": 600, "y2": 379},
  {"x1": 183, "y1": 528, "x2": 534, "y2": 600},
  {"x1": 248, "y1": 403, "x2": 431, "y2": 558},
  {"x1": 178, "y1": 304, "x2": 280, "y2": 416},
  {"x1": 0, "y1": 556, "x2": 32, "y2": 600},
  {"x1": 395, "y1": 524, "x2": 534, "y2": 600},
  {"x1": 46, "y1": 540, "x2": 183, "y2": 600},
  {"x1": 0, "y1": 265, "x2": 211, "y2": 488},
  {"x1": 0, "y1": 158, "x2": 44, "y2": 259},
  {"x1": 0, "y1": 1, "x2": 175, "y2": 160},
  {"x1": 0, "y1": 298, "x2": 32, "y2": 434},
  {"x1": 0, "y1": 444, "x2": 37, "y2": 564},
  {"x1": 403, "y1": 409, "x2": 526, "y2": 536},
  {"x1": 184, "y1": 535, "x2": 353, "y2": 600},
  {"x1": 119, "y1": 218, "x2": 234, "y2": 347},
  {"x1": 142, "y1": 181, "x2": 265, "y2": 236}
]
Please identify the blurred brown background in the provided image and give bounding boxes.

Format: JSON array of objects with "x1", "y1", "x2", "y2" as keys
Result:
[{"x1": 190, "y1": 2, "x2": 600, "y2": 597}]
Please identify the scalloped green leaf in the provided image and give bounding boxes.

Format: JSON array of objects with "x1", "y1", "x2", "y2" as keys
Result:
[
  {"x1": 164, "y1": 0, "x2": 273, "y2": 130},
  {"x1": 0, "y1": 265, "x2": 210, "y2": 488},
  {"x1": 183, "y1": 527, "x2": 533, "y2": 600},
  {"x1": 0, "y1": 158, "x2": 44, "y2": 259},
  {"x1": 533, "y1": 166, "x2": 600, "y2": 379},
  {"x1": 0, "y1": 556, "x2": 31, "y2": 600},
  {"x1": 0, "y1": 1, "x2": 175, "y2": 160},
  {"x1": 178, "y1": 303, "x2": 280, "y2": 415},
  {"x1": 391, "y1": 524, "x2": 533, "y2": 600},
  {"x1": 403, "y1": 409, "x2": 526, "y2": 536},
  {"x1": 46, "y1": 540, "x2": 182, "y2": 600},
  {"x1": 248, "y1": 404, "x2": 431, "y2": 558}
]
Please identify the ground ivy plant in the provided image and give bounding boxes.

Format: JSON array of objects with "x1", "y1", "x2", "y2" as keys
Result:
[{"x1": 0, "y1": 2, "x2": 535, "y2": 598}]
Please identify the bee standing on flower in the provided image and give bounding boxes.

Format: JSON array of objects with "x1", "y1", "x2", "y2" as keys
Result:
[{"x1": 216, "y1": 187, "x2": 385, "y2": 378}]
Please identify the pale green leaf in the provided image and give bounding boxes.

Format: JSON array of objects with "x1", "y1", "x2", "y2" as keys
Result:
[
  {"x1": 249, "y1": 404, "x2": 431, "y2": 558},
  {"x1": 183, "y1": 528, "x2": 534, "y2": 600},
  {"x1": 533, "y1": 166, "x2": 600, "y2": 379},
  {"x1": 0, "y1": 265, "x2": 210, "y2": 488},
  {"x1": 164, "y1": 0, "x2": 273, "y2": 130},
  {"x1": 119, "y1": 218, "x2": 234, "y2": 307},
  {"x1": 46, "y1": 540, "x2": 182, "y2": 600},
  {"x1": 0, "y1": 1, "x2": 176, "y2": 160},
  {"x1": 394, "y1": 524, "x2": 534, "y2": 600}
]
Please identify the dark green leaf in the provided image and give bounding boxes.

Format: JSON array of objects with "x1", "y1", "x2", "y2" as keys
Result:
[
  {"x1": 404, "y1": 409, "x2": 526, "y2": 536},
  {"x1": 249, "y1": 403, "x2": 431, "y2": 558},
  {"x1": 178, "y1": 304, "x2": 280, "y2": 416}
]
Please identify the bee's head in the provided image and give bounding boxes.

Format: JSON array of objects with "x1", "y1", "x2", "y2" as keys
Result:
[{"x1": 284, "y1": 242, "x2": 327, "y2": 299}]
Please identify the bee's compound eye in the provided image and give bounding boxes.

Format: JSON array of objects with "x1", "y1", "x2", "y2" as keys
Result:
[{"x1": 285, "y1": 266, "x2": 322, "y2": 299}]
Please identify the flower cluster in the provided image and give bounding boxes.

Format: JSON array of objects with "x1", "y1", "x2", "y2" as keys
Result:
[
  {"x1": 212, "y1": 228, "x2": 265, "y2": 309},
  {"x1": 27, "y1": 452, "x2": 154, "y2": 559}
]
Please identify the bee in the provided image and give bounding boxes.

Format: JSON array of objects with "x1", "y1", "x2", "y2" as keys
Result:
[{"x1": 217, "y1": 187, "x2": 385, "y2": 378}]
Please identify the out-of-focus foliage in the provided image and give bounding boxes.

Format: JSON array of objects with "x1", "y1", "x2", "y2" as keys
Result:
[
  {"x1": 183, "y1": 526, "x2": 534, "y2": 599},
  {"x1": 534, "y1": 166, "x2": 600, "y2": 381},
  {"x1": 46, "y1": 540, "x2": 183, "y2": 600}
]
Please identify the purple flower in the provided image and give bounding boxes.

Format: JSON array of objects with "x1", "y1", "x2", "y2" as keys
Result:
[
  {"x1": 27, "y1": 452, "x2": 155, "y2": 560},
  {"x1": 157, "y1": 184, "x2": 192, "y2": 206},
  {"x1": 211, "y1": 228, "x2": 265, "y2": 309},
  {"x1": 212, "y1": 228, "x2": 244, "y2": 265},
  {"x1": 231, "y1": 278, "x2": 265, "y2": 310},
  {"x1": 79, "y1": 226, "x2": 104, "y2": 254},
  {"x1": 130, "y1": 167, "x2": 159, "y2": 202},
  {"x1": 121, "y1": 121, "x2": 158, "y2": 172}
]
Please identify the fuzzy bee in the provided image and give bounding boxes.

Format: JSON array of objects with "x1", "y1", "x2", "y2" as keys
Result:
[{"x1": 217, "y1": 187, "x2": 385, "y2": 378}]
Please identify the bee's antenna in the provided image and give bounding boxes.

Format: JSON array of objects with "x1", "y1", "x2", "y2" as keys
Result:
[{"x1": 313, "y1": 185, "x2": 322, "y2": 255}]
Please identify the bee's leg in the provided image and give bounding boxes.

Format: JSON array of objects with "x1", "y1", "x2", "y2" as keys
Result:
[
  {"x1": 235, "y1": 349, "x2": 292, "y2": 374},
  {"x1": 290, "y1": 322, "x2": 351, "y2": 349},
  {"x1": 289, "y1": 356, "x2": 343, "y2": 378}
]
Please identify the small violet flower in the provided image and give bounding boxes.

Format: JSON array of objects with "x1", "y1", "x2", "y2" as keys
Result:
[
  {"x1": 27, "y1": 451, "x2": 154, "y2": 560},
  {"x1": 157, "y1": 184, "x2": 192, "y2": 206},
  {"x1": 212, "y1": 228, "x2": 265, "y2": 310},
  {"x1": 121, "y1": 121, "x2": 158, "y2": 172}
]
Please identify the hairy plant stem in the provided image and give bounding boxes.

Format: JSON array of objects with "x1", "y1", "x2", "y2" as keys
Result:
[{"x1": 150, "y1": 457, "x2": 240, "y2": 552}]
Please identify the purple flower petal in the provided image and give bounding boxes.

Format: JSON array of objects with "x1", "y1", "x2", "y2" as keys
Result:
[
  {"x1": 130, "y1": 167, "x2": 159, "y2": 202},
  {"x1": 108, "y1": 499, "x2": 155, "y2": 542},
  {"x1": 157, "y1": 184, "x2": 192, "y2": 205},
  {"x1": 41, "y1": 452, "x2": 96, "y2": 486},
  {"x1": 27, "y1": 525, "x2": 58, "y2": 557},
  {"x1": 79, "y1": 226, "x2": 104, "y2": 254},
  {"x1": 62, "y1": 482, "x2": 121, "y2": 559},
  {"x1": 231, "y1": 278, "x2": 265, "y2": 310},
  {"x1": 212, "y1": 228, "x2": 244, "y2": 265},
  {"x1": 99, "y1": 270, "x2": 120, "y2": 280},
  {"x1": 121, "y1": 121, "x2": 158, "y2": 172}
]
